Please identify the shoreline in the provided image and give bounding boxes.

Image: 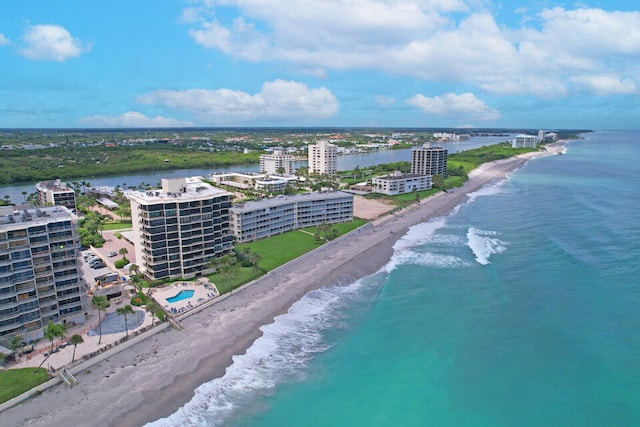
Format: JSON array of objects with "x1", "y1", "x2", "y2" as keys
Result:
[{"x1": 2, "y1": 144, "x2": 564, "y2": 427}]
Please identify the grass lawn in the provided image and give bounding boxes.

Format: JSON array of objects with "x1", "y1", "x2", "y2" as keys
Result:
[
  {"x1": 236, "y1": 218, "x2": 368, "y2": 273},
  {"x1": 0, "y1": 368, "x2": 50, "y2": 404},
  {"x1": 102, "y1": 221, "x2": 133, "y2": 231}
]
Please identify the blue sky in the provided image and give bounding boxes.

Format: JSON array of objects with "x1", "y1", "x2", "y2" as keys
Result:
[{"x1": 1, "y1": 1, "x2": 639, "y2": 129}]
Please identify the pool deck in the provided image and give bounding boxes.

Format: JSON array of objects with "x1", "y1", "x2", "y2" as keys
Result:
[{"x1": 151, "y1": 279, "x2": 219, "y2": 316}]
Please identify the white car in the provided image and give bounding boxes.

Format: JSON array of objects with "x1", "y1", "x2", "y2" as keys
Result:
[{"x1": 108, "y1": 251, "x2": 118, "y2": 257}]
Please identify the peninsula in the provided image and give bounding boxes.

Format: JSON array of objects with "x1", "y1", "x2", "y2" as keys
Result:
[{"x1": 1, "y1": 143, "x2": 565, "y2": 427}]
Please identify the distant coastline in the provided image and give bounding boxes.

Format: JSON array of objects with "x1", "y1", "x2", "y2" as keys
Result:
[{"x1": 1, "y1": 142, "x2": 566, "y2": 427}]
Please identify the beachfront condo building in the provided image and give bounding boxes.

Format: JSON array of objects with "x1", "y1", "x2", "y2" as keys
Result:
[
  {"x1": 308, "y1": 140, "x2": 338, "y2": 176},
  {"x1": 0, "y1": 205, "x2": 85, "y2": 343},
  {"x1": 372, "y1": 173, "x2": 433, "y2": 196},
  {"x1": 513, "y1": 134, "x2": 538, "y2": 148},
  {"x1": 35, "y1": 179, "x2": 77, "y2": 212},
  {"x1": 260, "y1": 149, "x2": 296, "y2": 176},
  {"x1": 411, "y1": 145, "x2": 448, "y2": 177},
  {"x1": 230, "y1": 191, "x2": 354, "y2": 243},
  {"x1": 127, "y1": 177, "x2": 234, "y2": 281}
]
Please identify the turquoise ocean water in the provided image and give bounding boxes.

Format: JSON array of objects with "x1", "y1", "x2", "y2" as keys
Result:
[{"x1": 148, "y1": 131, "x2": 640, "y2": 427}]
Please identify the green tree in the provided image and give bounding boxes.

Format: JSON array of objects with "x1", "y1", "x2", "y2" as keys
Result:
[
  {"x1": 44, "y1": 321, "x2": 67, "y2": 354},
  {"x1": 116, "y1": 305, "x2": 135, "y2": 338},
  {"x1": 9, "y1": 334, "x2": 25, "y2": 354},
  {"x1": 36, "y1": 321, "x2": 67, "y2": 371},
  {"x1": 92, "y1": 296, "x2": 109, "y2": 345},
  {"x1": 119, "y1": 247, "x2": 128, "y2": 259},
  {"x1": 145, "y1": 300, "x2": 161, "y2": 326},
  {"x1": 21, "y1": 191, "x2": 27, "y2": 202},
  {"x1": 432, "y1": 174, "x2": 445, "y2": 190},
  {"x1": 70, "y1": 334, "x2": 84, "y2": 363}
]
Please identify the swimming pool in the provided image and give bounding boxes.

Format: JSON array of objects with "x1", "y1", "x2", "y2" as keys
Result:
[{"x1": 166, "y1": 289, "x2": 195, "y2": 303}]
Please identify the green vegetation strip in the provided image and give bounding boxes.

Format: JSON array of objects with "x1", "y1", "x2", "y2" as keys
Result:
[
  {"x1": 0, "y1": 368, "x2": 50, "y2": 404},
  {"x1": 211, "y1": 218, "x2": 368, "y2": 294}
]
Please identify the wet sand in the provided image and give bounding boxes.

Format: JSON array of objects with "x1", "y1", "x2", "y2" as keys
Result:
[{"x1": 2, "y1": 145, "x2": 563, "y2": 427}]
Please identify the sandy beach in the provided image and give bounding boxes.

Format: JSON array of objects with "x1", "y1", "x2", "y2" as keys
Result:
[{"x1": 2, "y1": 145, "x2": 564, "y2": 427}]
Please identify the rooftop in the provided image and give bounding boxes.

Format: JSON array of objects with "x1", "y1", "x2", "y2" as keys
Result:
[
  {"x1": 126, "y1": 177, "x2": 231, "y2": 203},
  {"x1": 231, "y1": 191, "x2": 353, "y2": 213},
  {"x1": 0, "y1": 205, "x2": 77, "y2": 228}
]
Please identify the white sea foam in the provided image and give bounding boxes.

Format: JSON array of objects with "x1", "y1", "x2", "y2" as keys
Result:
[
  {"x1": 145, "y1": 280, "x2": 369, "y2": 427},
  {"x1": 466, "y1": 227, "x2": 507, "y2": 265},
  {"x1": 465, "y1": 180, "x2": 507, "y2": 204},
  {"x1": 393, "y1": 250, "x2": 469, "y2": 268}
]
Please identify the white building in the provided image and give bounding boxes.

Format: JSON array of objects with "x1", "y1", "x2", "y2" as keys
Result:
[
  {"x1": 411, "y1": 145, "x2": 448, "y2": 177},
  {"x1": 35, "y1": 179, "x2": 77, "y2": 212},
  {"x1": 127, "y1": 177, "x2": 234, "y2": 281},
  {"x1": 513, "y1": 134, "x2": 538, "y2": 148},
  {"x1": 308, "y1": 140, "x2": 338, "y2": 176},
  {"x1": 230, "y1": 191, "x2": 354, "y2": 243},
  {"x1": 0, "y1": 205, "x2": 85, "y2": 342},
  {"x1": 260, "y1": 148, "x2": 296, "y2": 175},
  {"x1": 372, "y1": 174, "x2": 432, "y2": 195}
]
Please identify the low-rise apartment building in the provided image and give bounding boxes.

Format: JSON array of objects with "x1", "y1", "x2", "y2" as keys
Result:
[
  {"x1": 372, "y1": 174, "x2": 432, "y2": 195},
  {"x1": 231, "y1": 191, "x2": 354, "y2": 243}
]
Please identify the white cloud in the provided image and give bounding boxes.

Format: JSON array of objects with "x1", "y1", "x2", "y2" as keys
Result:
[
  {"x1": 570, "y1": 75, "x2": 638, "y2": 95},
  {"x1": 0, "y1": 33, "x2": 9, "y2": 46},
  {"x1": 375, "y1": 95, "x2": 396, "y2": 105},
  {"x1": 78, "y1": 111, "x2": 193, "y2": 128},
  {"x1": 407, "y1": 92, "x2": 500, "y2": 122},
  {"x1": 136, "y1": 79, "x2": 338, "y2": 124},
  {"x1": 19, "y1": 24, "x2": 91, "y2": 61},
  {"x1": 184, "y1": 2, "x2": 640, "y2": 98}
]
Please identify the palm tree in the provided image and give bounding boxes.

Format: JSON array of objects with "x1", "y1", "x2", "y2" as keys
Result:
[
  {"x1": 44, "y1": 321, "x2": 67, "y2": 353},
  {"x1": 21, "y1": 191, "x2": 27, "y2": 202},
  {"x1": 92, "y1": 296, "x2": 109, "y2": 344},
  {"x1": 36, "y1": 321, "x2": 67, "y2": 371},
  {"x1": 9, "y1": 334, "x2": 25, "y2": 354},
  {"x1": 118, "y1": 247, "x2": 128, "y2": 260},
  {"x1": 116, "y1": 305, "x2": 135, "y2": 338},
  {"x1": 70, "y1": 334, "x2": 84, "y2": 363},
  {"x1": 145, "y1": 301, "x2": 160, "y2": 326}
]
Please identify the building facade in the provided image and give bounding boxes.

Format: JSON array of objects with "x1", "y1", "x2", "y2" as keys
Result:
[
  {"x1": 372, "y1": 174, "x2": 432, "y2": 195},
  {"x1": 308, "y1": 140, "x2": 338, "y2": 176},
  {"x1": 127, "y1": 177, "x2": 234, "y2": 281},
  {"x1": 260, "y1": 149, "x2": 296, "y2": 175},
  {"x1": 0, "y1": 205, "x2": 85, "y2": 343},
  {"x1": 411, "y1": 145, "x2": 448, "y2": 177},
  {"x1": 35, "y1": 179, "x2": 77, "y2": 212},
  {"x1": 230, "y1": 191, "x2": 354, "y2": 243},
  {"x1": 512, "y1": 134, "x2": 538, "y2": 148}
]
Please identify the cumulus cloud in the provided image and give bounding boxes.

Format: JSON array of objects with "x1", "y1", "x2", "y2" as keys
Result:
[
  {"x1": 407, "y1": 92, "x2": 500, "y2": 122},
  {"x1": 78, "y1": 111, "x2": 193, "y2": 128},
  {"x1": 136, "y1": 79, "x2": 338, "y2": 124},
  {"x1": 184, "y1": 2, "x2": 640, "y2": 97},
  {"x1": 0, "y1": 33, "x2": 9, "y2": 46},
  {"x1": 19, "y1": 24, "x2": 91, "y2": 61},
  {"x1": 570, "y1": 75, "x2": 638, "y2": 95}
]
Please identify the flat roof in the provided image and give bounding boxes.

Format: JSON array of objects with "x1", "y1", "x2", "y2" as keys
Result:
[
  {"x1": 374, "y1": 173, "x2": 431, "y2": 181},
  {"x1": 0, "y1": 205, "x2": 76, "y2": 228},
  {"x1": 126, "y1": 177, "x2": 231, "y2": 204},
  {"x1": 231, "y1": 191, "x2": 353, "y2": 213}
]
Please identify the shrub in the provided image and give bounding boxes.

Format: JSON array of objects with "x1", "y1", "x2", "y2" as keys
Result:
[
  {"x1": 114, "y1": 258, "x2": 129, "y2": 268},
  {"x1": 131, "y1": 297, "x2": 143, "y2": 306}
]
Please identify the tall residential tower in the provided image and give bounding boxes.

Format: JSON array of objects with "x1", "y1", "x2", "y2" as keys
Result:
[
  {"x1": 127, "y1": 177, "x2": 234, "y2": 281},
  {"x1": 410, "y1": 145, "x2": 448, "y2": 177},
  {"x1": 0, "y1": 205, "x2": 85, "y2": 343},
  {"x1": 308, "y1": 140, "x2": 338, "y2": 176}
]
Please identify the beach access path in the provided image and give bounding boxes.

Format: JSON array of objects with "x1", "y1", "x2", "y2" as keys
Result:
[{"x1": 2, "y1": 144, "x2": 564, "y2": 427}]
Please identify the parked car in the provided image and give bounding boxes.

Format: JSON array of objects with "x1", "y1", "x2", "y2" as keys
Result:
[
  {"x1": 108, "y1": 251, "x2": 118, "y2": 257},
  {"x1": 91, "y1": 262, "x2": 106, "y2": 269},
  {"x1": 89, "y1": 258, "x2": 103, "y2": 267}
]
